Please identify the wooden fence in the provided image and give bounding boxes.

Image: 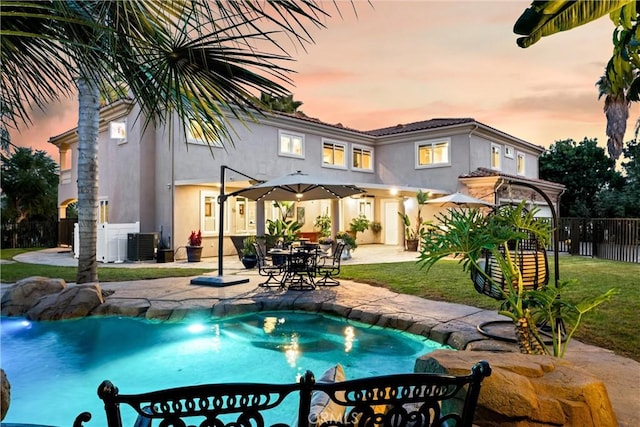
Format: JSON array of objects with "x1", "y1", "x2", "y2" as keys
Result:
[{"x1": 557, "y1": 218, "x2": 640, "y2": 263}]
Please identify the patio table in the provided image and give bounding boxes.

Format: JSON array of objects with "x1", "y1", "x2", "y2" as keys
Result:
[{"x1": 268, "y1": 248, "x2": 317, "y2": 290}]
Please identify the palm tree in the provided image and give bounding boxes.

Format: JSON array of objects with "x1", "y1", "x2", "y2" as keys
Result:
[
  {"x1": 1, "y1": 1, "x2": 347, "y2": 283},
  {"x1": 514, "y1": 0, "x2": 639, "y2": 160}
]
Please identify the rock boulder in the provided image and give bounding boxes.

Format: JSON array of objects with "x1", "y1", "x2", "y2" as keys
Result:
[
  {"x1": 416, "y1": 349, "x2": 617, "y2": 427},
  {"x1": 1, "y1": 276, "x2": 66, "y2": 316},
  {"x1": 27, "y1": 283, "x2": 104, "y2": 320},
  {"x1": 1, "y1": 368, "x2": 9, "y2": 420}
]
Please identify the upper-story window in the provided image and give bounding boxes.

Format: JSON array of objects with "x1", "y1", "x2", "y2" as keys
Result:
[
  {"x1": 188, "y1": 120, "x2": 223, "y2": 147},
  {"x1": 352, "y1": 145, "x2": 373, "y2": 171},
  {"x1": 517, "y1": 152, "x2": 526, "y2": 175},
  {"x1": 416, "y1": 138, "x2": 450, "y2": 168},
  {"x1": 322, "y1": 139, "x2": 346, "y2": 168},
  {"x1": 109, "y1": 120, "x2": 127, "y2": 145},
  {"x1": 491, "y1": 143, "x2": 501, "y2": 170},
  {"x1": 279, "y1": 130, "x2": 304, "y2": 158},
  {"x1": 504, "y1": 145, "x2": 514, "y2": 159}
]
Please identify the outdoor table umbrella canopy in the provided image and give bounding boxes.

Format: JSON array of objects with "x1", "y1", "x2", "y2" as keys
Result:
[
  {"x1": 425, "y1": 192, "x2": 494, "y2": 208},
  {"x1": 229, "y1": 170, "x2": 365, "y2": 201}
]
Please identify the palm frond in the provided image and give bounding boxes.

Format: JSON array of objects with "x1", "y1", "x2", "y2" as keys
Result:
[{"x1": 514, "y1": 0, "x2": 633, "y2": 48}]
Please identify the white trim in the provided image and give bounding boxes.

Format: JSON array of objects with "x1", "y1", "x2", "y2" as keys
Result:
[
  {"x1": 516, "y1": 151, "x2": 526, "y2": 176},
  {"x1": 278, "y1": 129, "x2": 305, "y2": 159},
  {"x1": 491, "y1": 143, "x2": 501, "y2": 170},
  {"x1": 351, "y1": 143, "x2": 374, "y2": 172},
  {"x1": 415, "y1": 138, "x2": 451, "y2": 169}
]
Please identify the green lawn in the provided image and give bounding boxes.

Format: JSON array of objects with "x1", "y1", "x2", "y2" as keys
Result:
[
  {"x1": 340, "y1": 256, "x2": 640, "y2": 362},
  {"x1": 0, "y1": 248, "x2": 214, "y2": 283},
  {"x1": 1, "y1": 248, "x2": 638, "y2": 361}
]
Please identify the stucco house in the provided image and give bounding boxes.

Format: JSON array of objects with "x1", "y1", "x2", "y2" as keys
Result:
[{"x1": 49, "y1": 99, "x2": 564, "y2": 261}]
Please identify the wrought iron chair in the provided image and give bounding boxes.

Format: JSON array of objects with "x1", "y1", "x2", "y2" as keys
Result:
[
  {"x1": 253, "y1": 242, "x2": 284, "y2": 288},
  {"x1": 315, "y1": 242, "x2": 346, "y2": 286}
]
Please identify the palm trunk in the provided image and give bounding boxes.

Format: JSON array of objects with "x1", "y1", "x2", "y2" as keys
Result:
[
  {"x1": 76, "y1": 77, "x2": 100, "y2": 284},
  {"x1": 604, "y1": 90, "x2": 629, "y2": 160},
  {"x1": 514, "y1": 316, "x2": 547, "y2": 355}
]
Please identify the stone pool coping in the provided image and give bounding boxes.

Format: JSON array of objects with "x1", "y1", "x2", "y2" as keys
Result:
[
  {"x1": 90, "y1": 274, "x2": 640, "y2": 427},
  {"x1": 2, "y1": 272, "x2": 639, "y2": 426}
]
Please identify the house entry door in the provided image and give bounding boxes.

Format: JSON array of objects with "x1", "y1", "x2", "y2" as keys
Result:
[{"x1": 383, "y1": 200, "x2": 399, "y2": 245}]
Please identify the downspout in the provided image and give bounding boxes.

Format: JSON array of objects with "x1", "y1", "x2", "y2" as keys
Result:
[
  {"x1": 170, "y1": 120, "x2": 175, "y2": 252},
  {"x1": 468, "y1": 124, "x2": 479, "y2": 183}
]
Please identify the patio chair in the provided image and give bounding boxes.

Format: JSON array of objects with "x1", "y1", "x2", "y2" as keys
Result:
[
  {"x1": 254, "y1": 243, "x2": 284, "y2": 288},
  {"x1": 315, "y1": 242, "x2": 346, "y2": 286}
]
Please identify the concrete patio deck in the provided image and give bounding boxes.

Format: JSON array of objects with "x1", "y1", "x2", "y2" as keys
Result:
[{"x1": 4, "y1": 245, "x2": 640, "y2": 426}]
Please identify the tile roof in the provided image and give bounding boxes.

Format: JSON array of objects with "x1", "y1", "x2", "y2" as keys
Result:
[
  {"x1": 271, "y1": 112, "x2": 479, "y2": 137},
  {"x1": 365, "y1": 118, "x2": 476, "y2": 136},
  {"x1": 460, "y1": 167, "x2": 565, "y2": 189}
]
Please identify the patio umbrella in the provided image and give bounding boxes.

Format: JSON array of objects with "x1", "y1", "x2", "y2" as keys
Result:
[
  {"x1": 425, "y1": 192, "x2": 494, "y2": 208},
  {"x1": 230, "y1": 170, "x2": 365, "y2": 201}
]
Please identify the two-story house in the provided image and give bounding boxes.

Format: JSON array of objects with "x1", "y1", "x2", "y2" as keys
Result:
[{"x1": 49, "y1": 99, "x2": 564, "y2": 260}]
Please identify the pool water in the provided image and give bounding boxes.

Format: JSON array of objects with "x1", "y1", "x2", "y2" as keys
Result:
[{"x1": 1, "y1": 311, "x2": 448, "y2": 426}]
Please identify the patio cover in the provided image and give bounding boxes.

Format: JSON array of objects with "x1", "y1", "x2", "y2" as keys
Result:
[{"x1": 425, "y1": 192, "x2": 494, "y2": 208}]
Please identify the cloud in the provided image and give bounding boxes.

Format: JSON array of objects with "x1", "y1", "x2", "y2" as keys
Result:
[{"x1": 9, "y1": 97, "x2": 78, "y2": 160}]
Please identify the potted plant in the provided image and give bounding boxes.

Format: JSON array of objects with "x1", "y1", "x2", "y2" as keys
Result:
[
  {"x1": 186, "y1": 229, "x2": 202, "y2": 262},
  {"x1": 265, "y1": 218, "x2": 302, "y2": 249},
  {"x1": 156, "y1": 227, "x2": 173, "y2": 263},
  {"x1": 336, "y1": 231, "x2": 356, "y2": 260},
  {"x1": 314, "y1": 211, "x2": 332, "y2": 238},
  {"x1": 398, "y1": 189, "x2": 429, "y2": 251},
  {"x1": 349, "y1": 214, "x2": 370, "y2": 239},
  {"x1": 370, "y1": 221, "x2": 382, "y2": 243},
  {"x1": 240, "y1": 236, "x2": 258, "y2": 269},
  {"x1": 318, "y1": 236, "x2": 334, "y2": 252},
  {"x1": 418, "y1": 201, "x2": 616, "y2": 357}
]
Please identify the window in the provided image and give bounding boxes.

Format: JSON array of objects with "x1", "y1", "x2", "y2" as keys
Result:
[
  {"x1": 517, "y1": 152, "x2": 526, "y2": 175},
  {"x1": 110, "y1": 120, "x2": 127, "y2": 144},
  {"x1": 491, "y1": 143, "x2": 501, "y2": 170},
  {"x1": 352, "y1": 145, "x2": 373, "y2": 171},
  {"x1": 416, "y1": 138, "x2": 450, "y2": 168},
  {"x1": 359, "y1": 198, "x2": 373, "y2": 219},
  {"x1": 322, "y1": 140, "x2": 346, "y2": 168},
  {"x1": 201, "y1": 191, "x2": 227, "y2": 234},
  {"x1": 504, "y1": 145, "x2": 514, "y2": 158},
  {"x1": 60, "y1": 149, "x2": 72, "y2": 184},
  {"x1": 99, "y1": 199, "x2": 109, "y2": 223},
  {"x1": 235, "y1": 197, "x2": 256, "y2": 232},
  {"x1": 279, "y1": 130, "x2": 304, "y2": 158},
  {"x1": 187, "y1": 120, "x2": 223, "y2": 147}
]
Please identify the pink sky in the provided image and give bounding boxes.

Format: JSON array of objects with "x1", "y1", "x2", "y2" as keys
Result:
[{"x1": 10, "y1": 1, "x2": 639, "y2": 163}]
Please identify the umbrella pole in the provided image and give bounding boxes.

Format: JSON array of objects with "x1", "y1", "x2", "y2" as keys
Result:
[{"x1": 191, "y1": 165, "x2": 250, "y2": 287}]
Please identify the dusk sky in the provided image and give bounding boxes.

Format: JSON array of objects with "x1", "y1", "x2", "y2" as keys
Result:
[{"x1": 10, "y1": 1, "x2": 640, "y2": 163}]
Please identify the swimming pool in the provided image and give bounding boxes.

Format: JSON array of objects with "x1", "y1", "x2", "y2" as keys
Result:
[{"x1": 1, "y1": 311, "x2": 449, "y2": 425}]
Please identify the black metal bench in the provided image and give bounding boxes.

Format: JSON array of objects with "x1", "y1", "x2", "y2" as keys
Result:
[{"x1": 73, "y1": 361, "x2": 491, "y2": 427}]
